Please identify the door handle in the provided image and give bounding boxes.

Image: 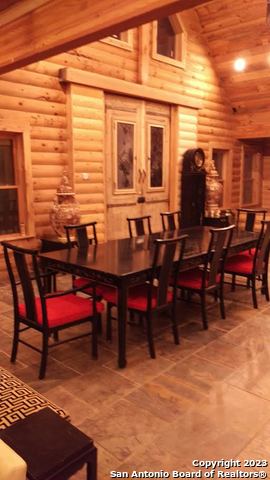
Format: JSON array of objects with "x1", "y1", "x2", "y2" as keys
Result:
[{"x1": 138, "y1": 168, "x2": 142, "y2": 183}]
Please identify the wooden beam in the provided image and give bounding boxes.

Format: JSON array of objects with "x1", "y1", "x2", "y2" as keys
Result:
[
  {"x1": 0, "y1": 0, "x2": 213, "y2": 74},
  {"x1": 59, "y1": 67, "x2": 203, "y2": 110}
]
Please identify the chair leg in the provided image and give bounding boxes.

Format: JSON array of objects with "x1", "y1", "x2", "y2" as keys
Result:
[
  {"x1": 231, "y1": 274, "x2": 236, "y2": 291},
  {"x1": 39, "y1": 333, "x2": 49, "y2": 379},
  {"x1": 251, "y1": 277, "x2": 258, "y2": 309},
  {"x1": 97, "y1": 313, "x2": 103, "y2": 334},
  {"x1": 11, "y1": 320, "x2": 20, "y2": 363},
  {"x1": 92, "y1": 317, "x2": 98, "y2": 359},
  {"x1": 106, "y1": 303, "x2": 113, "y2": 341},
  {"x1": 171, "y1": 302, "x2": 179, "y2": 345},
  {"x1": 145, "y1": 312, "x2": 155, "y2": 358},
  {"x1": 53, "y1": 331, "x2": 59, "y2": 342},
  {"x1": 200, "y1": 292, "x2": 208, "y2": 330},
  {"x1": 219, "y1": 284, "x2": 225, "y2": 319},
  {"x1": 263, "y1": 273, "x2": 270, "y2": 301}
]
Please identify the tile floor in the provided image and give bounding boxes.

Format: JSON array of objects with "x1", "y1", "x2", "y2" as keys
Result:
[{"x1": 1, "y1": 276, "x2": 270, "y2": 479}]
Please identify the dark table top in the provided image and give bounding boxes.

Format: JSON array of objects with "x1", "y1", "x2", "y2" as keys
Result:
[{"x1": 39, "y1": 226, "x2": 258, "y2": 279}]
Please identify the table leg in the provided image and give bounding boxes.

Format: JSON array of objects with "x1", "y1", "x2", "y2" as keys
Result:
[{"x1": 117, "y1": 280, "x2": 127, "y2": 368}]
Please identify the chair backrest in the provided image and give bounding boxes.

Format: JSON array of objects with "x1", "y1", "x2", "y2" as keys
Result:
[
  {"x1": 64, "y1": 221, "x2": 98, "y2": 248},
  {"x1": 236, "y1": 208, "x2": 267, "y2": 232},
  {"x1": 204, "y1": 225, "x2": 235, "y2": 288},
  {"x1": 149, "y1": 234, "x2": 187, "y2": 308},
  {"x1": 160, "y1": 211, "x2": 181, "y2": 231},
  {"x1": 127, "y1": 215, "x2": 152, "y2": 238},
  {"x1": 253, "y1": 220, "x2": 270, "y2": 275},
  {"x1": 2, "y1": 242, "x2": 46, "y2": 326}
]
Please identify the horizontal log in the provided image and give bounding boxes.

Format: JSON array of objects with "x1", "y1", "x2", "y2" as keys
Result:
[
  {"x1": 30, "y1": 126, "x2": 67, "y2": 141},
  {"x1": 31, "y1": 152, "x2": 68, "y2": 165},
  {"x1": 0, "y1": 79, "x2": 65, "y2": 104},
  {"x1": 31, "y1": 139, "x2": 67, "y2": 153},
  {"x1": 0, "y1": 94, "x2": 66, "y2": 115}
]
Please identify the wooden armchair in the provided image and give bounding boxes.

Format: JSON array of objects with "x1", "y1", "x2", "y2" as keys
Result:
[{"x1": 2, "y1": 241, "x2": 103, "y2": 379}]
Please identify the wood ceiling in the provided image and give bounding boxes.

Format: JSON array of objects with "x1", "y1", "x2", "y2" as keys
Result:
[
  {"x1": 195, "y1": 0, "x2": 270, "y2": 137},
  {"x1": 0, "y1": 0, "x2": 269, "y2": 138},
  {"x1": 0, "y1": 0, "x2": 212, "y2": 74}
]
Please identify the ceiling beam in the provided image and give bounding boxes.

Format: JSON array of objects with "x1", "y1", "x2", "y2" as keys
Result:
[{"x1": 0, "y1": 0, "x2": 213, "y2": 74}]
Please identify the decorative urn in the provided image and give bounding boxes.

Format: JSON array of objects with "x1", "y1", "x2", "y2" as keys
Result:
[
  {"x1": 205, "y1": 161, "x2": 223, "y2": 217},
  {"x1": 50, "y1": 171, "x2": 80, "y2": 236}
]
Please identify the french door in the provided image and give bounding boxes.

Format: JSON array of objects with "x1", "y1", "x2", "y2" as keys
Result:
[{"x1": 105, "y1": 95, "x2": 170, "y2": 239}]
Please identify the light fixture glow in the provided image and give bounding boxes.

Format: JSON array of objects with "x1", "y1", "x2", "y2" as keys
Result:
[{"x1": 234, "y1": 58, "x2": 246, "y2": 72}]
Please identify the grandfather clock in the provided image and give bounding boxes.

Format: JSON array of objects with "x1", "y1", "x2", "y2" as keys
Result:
[{"x1": 181, "y1": 148, "x2": 206, "y2": 228}]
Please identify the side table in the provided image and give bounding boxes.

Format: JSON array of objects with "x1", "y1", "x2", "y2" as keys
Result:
[
  {"x1": 203, "y1": 215, "x2": 230, "y2": 227},
  {"x1": 0, "y1": 407, "x2": 97, "y2": 480}
]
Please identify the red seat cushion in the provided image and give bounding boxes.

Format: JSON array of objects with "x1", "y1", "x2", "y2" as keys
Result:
[
  {"x1": 225, "y1": 254, "x2": 253, "y2": 275},
  {"x1": 19, "y1": 294, "x2": 104, "y2": 328},
  {"x1": 177, "y1": 269, "x2": 221, "y2": 290},
  {"x1": 237, "y1": 248, "x2": 255, "y2": 257},
  {"x1": 127, "y1": 284, "x2": 173, "y2": 312},
  {"x1": 73, "y1": 277, "x2": 105, "y2": 297},
  {"x1": 101, "y1": 283, "x2": 173, "y2": 311},
  {"x1": 98, "y1": 284, "x2": 117, "y2": 304}
]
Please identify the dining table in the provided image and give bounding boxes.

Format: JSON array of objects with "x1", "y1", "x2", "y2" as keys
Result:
[{"x1": 39, "y1": 225, "x2": 259, "y2": 368}]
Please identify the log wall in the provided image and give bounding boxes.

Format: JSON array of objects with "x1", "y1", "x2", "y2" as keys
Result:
[{"x1": 0, "y1": 8, "x2": 251, "y2": 258}]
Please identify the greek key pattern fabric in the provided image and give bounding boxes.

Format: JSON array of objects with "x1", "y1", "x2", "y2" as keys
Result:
[{"x1": 0, "y1": 367, "x2": 68, "y2": 429}]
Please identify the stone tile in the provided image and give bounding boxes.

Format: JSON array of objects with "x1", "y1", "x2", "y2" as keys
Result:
[
  {"x1": 195, "y1": 338, "x2": 255, "y2": 369},
  {"x1": 126, "y1": 375, "x2": 198, "y2": 423},
  {"x1": 227, "y1": 350, "x2": 270, "y2": 401},
  {"x1": 61, "y1": 366, "x2": 137, "y2": 416},
  {"x1": 117, "y1": 443, "x2": 186, "y2": 477},
  {"x1": 13, "y1": 358, "x2": 81, "y2": 395},
  {"x1": 153, "y1": 331, "x2": 202, "y2": 362},
  {"x1": 154, "y1": 409, "x2": 249, "y2": 464},
  {"x1": 180, "y1": 321, "x2": 225, "y2": 345},
  {"x1": 198, "y1": 383, "x2": 270, "y2": 436},
  {"x1": 166, "y1": 355, "x2": 234, "y2": 395},
  {"x1": 77, "y1": 399, "x2": 167, "y2": 462},
  {"x1": 104, "y1": 346, "x2": 174, "y2": 385},
  {"x1": 237, "y1": 420, "x2": 270, "y2": 474}
]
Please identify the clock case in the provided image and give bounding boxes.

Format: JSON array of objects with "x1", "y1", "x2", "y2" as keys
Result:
[{"x1": 181, "y1": 148, "x2": 206, "y2": 228}]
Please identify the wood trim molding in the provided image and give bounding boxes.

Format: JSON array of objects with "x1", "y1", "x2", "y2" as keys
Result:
[{"x1": 60, "y1": 67, "x2": 202, "y2": 110}]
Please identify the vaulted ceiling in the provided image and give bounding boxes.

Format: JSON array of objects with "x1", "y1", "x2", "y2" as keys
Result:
[
  {"x1": 194, "y1": 0, "x2": 270, "y2": 138},
  {"x1": 0, "y1": 0, "x2": 269, "y2": 139}
]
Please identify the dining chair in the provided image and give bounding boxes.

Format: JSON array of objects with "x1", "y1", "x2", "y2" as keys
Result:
[
  {"x1": 160, "y1": 210, "x2": 181, "y2": 231},
  {"x1": 176, "y1": 225, "x2": 235, "y2": 329},
  {"x1": 2, "y1": 241, "x2": 103, "y2": 379},
  {"x1": 236, "y1": 208, "x2": 267, "y2": 233},
  {"x1": 127, "y1": 215, "x2": 152, "y2": 238},
  {"x1": 64, "y1": 221, "x2": 102, "y2": 295},
  {"x1": 103, "y1": 234, "x2": 187, "y2": 358},
  {"x1": 224, "y1": 220, "x2": 270, "y2": 308},
  {"x1": 232, "y1": 208, "x2": 267, "y2": 288},
  {"x1": 64, "y1": 221, "x2": 98, "y2": 248}
]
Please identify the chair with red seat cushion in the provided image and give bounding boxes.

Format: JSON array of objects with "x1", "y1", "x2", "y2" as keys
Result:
[
  {"x1": 232, "y1": 208, "x2": 268, "y2": 289},
  {"x1": 2, "y1": 241, "x2": 103, "y2": 379},
  {"x1": 224, "y1": 220, "x2": 270, "y2": 309},
  {"x1": 176, "y1": 225, "x2": 235, "y2": 330},
  {"x1": 105, "y1": 235, "x2": 187, "y2": 358}
]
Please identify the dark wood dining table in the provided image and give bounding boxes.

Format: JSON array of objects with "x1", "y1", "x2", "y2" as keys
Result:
[{"x1": 39, "y1": 226, "x2": 259, "y2": 368}]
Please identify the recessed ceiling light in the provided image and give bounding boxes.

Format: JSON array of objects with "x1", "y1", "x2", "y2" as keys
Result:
[{"x1": 234, "y1": 58, "x2": 246, "y2": 72}]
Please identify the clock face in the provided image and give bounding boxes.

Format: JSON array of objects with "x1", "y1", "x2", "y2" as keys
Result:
[{"x1": 194, "y1": 149, "x2": 205, "y2": 170}]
